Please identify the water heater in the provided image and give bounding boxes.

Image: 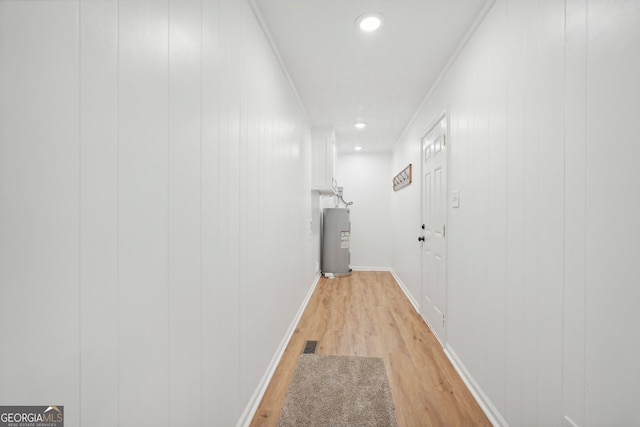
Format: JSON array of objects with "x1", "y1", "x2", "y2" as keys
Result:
[{"x1": 321, "y1": 208, "x2": 351, "y2": 276}]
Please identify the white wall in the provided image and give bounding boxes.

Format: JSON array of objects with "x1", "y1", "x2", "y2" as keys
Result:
[
  {"x1": 0, "y1": 1, "x2": 316, "y2": 426},
  {"x1": 391, "y1": 0, "x2": 640, "y2": 426},
  {"x1": 335, "y1": 152, "x2": 392, "y2": 270},
  {"x1": 390, "y1": 130, "x2": 422, "y2": 308}
]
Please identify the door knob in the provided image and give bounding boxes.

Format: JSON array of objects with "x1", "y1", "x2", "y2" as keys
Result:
[{"x1": 418, "y1": 236, "x2": 425, "y2": 242}]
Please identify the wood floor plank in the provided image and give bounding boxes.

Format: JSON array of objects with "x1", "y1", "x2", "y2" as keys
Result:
[{"x1": 250, "y1": 271, "x2": 491, "y2": 427}]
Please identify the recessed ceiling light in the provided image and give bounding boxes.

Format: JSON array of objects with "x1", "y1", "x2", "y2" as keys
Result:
[
  {"x1": 354, "y1": 146, "x2": 363, "y2": 151},
  {"x1": 355, "y1": 13, "x2": 384, "y2": 32},
  {"x1": 355, "y1": 122, "x2": 367, "y2": 129}
]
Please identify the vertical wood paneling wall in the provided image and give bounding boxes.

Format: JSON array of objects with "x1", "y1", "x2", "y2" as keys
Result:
[
  {"x1": 0, "y1": 1, "x2": 315, "y2": 426},
  {"x1": 391, "y1": 0, "x2": 640, "y2": 425}
]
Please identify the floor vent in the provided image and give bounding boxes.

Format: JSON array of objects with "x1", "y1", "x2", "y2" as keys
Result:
[{"x1": 303, "y1": 340, "x2": 318, "y2": 354}]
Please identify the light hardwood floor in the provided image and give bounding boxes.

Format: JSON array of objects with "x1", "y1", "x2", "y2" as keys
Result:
[{"x1": 250, "y1": 271, "x2": 491, "y2": 427}]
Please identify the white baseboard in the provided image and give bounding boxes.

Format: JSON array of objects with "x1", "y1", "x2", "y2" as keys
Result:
[
  {"x1": 563, "y1": 415, "x2": 580, "y2": 427},
  {"x1": 444, "y1": 344, "x2": 508, "y2": 427},
  {"x1": 236, "y1": 272, "x2": 322, "y2": 427},
  {"x1": 389, "y1": 268, "x2": 419, "y2": 312},
  {"x1": 389, "y1": 268, "x2": 506, "y2": 427},
  {"x1": 350, "y1": 266, "x2": 392, "y2": 272}
]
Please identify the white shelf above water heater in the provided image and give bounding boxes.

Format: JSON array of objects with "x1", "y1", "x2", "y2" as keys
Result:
[{"x1": 311, "y1": 128, "x2": 337, "y2": 195}]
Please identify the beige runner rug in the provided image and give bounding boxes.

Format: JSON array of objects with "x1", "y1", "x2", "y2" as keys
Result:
[{"x1": 276, "y1": 354, "x2": 398, "y2": 427}]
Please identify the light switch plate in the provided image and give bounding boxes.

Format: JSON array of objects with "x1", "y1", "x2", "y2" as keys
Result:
[{"x1": 451, "y1": 191, "x2": 460, "y2": 208}]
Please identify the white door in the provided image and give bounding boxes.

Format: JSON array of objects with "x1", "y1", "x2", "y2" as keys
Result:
[{"x1": 420, "y1": 116, "x2": 447, "y2": 342}]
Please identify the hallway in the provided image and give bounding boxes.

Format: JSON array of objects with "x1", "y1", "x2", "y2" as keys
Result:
[
  {"x1": 251, "y1": 271, "x2": 490, "y2": 426},
  {"x1": 1, "y1": 0, "x2": 639, "y2": 425}
]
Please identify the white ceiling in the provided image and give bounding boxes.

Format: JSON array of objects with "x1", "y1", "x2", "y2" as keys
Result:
[{"x1": 251, "y1": 0, "x2": 489, "y2": 153}]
